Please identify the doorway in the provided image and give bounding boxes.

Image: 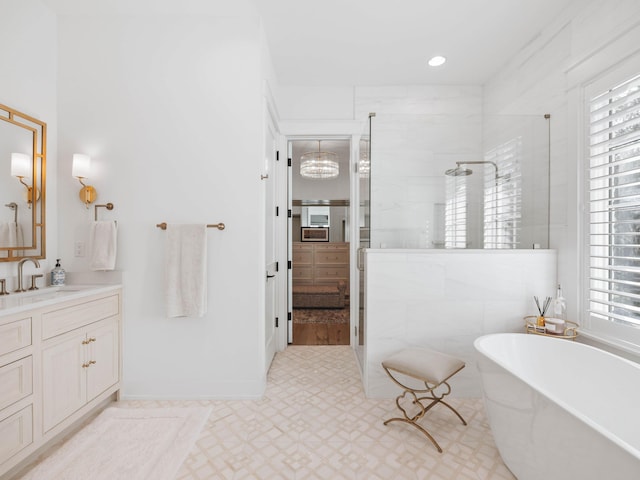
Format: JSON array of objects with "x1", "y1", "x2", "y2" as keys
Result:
[{"x1": 288, "y1": 139, "x2": 351, "y2": 345}]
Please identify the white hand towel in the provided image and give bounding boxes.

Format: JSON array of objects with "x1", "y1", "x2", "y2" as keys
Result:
[
  {"x1": 14, "y1": 223, "x2": 23, "y2": 249},
  {"x1": 165, "y1": 224, "x2": 207, "y2": 318},
  {"x1": 0, "y1": 223, "x2": 9, "y2": 258},
  {"x1": 89, "y1": 221, "x2": 118, "y2": 271},
  {"x1": 12, "y1": 223, "x2": 23, "y2": 257}
]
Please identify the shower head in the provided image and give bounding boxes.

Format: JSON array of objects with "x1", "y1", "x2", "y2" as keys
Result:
[
  {"x1": 445, "y1": 161, "x2": 500, "y2": 180},
  {"x1": 445, "y1": 166, "x2": 473, "y2": 177}
]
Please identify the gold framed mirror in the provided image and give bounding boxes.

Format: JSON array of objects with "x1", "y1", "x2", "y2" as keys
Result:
[{"x1": 0, "y1": 104, "x2": 46, "y2": 262}]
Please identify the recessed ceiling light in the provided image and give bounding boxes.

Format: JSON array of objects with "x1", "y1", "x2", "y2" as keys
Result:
[{"x1": 428, "y1": 55, "x2": 446, "y2": 67}]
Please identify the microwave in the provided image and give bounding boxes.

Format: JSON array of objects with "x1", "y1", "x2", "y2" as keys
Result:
[{"x1": 309, "y1": 214, "x2": 329, "y2": 227}]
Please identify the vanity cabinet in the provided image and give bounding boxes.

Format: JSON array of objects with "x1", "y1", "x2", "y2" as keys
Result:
[
  {"x1": 0, "y1": 286, "x2": 121, "y2": 478},
  {"x1": 0, "y1": 313, "x2": 34, "y2": 468},
  {"x1": 42, "y1": 317, "x2": 118, "y2": 432}
]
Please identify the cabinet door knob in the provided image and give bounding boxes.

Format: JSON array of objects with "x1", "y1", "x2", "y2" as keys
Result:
[
  {"x1": 89, "y1": 360, "x2": 96, "y2": 365},
  {"x1": 82, "y1": 362, "x2": 90, "y2": 368},
  {"x1": 89, "y1": 337, "x2": 97, "y2": 343}
]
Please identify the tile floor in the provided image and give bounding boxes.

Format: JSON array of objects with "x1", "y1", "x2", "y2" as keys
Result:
[{"x1": 122, "y1": 346, "x2": 515, "y2": 479}]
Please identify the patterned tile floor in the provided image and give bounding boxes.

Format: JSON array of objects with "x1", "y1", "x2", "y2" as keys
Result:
[{"x1": 122, "y1": 346, "x2": 515, "y2": 480}]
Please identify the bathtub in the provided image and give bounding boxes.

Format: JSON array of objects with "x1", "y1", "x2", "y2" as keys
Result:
[{"x1": 474, "y1": 333, "x2": 640, "y2": 480}]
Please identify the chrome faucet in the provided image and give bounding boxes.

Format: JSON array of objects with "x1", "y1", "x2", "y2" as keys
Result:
[{"x1": 16, "y1": 258, "x2": 41, "y2": 293}]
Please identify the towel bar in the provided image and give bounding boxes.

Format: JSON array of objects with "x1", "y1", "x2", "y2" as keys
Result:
[
  {"x1": 156, "y1": 222, "x2": 225, "y2": 230},
  {"x1": 95, "y1": 203, "x2": 114, "y2": 221}
]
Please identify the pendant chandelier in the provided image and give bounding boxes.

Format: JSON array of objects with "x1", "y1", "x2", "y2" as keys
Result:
[
  {"x1": 300, "y1": 140, "x2": 339, "y2": 179},
  {"x1": 358, "y1": 151, "x2": 370, "y2": 177}
]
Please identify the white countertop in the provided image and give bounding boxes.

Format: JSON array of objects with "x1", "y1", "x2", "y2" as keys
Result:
[{"x1": 0, "y1": 284, "x2": 122, "y2": 317}]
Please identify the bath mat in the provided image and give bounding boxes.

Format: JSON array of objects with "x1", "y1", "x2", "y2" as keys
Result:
[
  {"x1": 293, "y1": 307, "x2": 350, "y2": 324},
  {"x1": 20, "y1": 406, "x2": 211, "y2": 480}
]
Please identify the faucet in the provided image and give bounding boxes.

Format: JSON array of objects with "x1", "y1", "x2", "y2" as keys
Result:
[{"x1": 15, "y1": 258, "x2": 41, "y2": 293}]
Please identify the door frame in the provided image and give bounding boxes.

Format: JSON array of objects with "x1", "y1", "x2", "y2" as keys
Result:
[{"x1": 278, "y1": 120, "x2": 365, "y2": 349}]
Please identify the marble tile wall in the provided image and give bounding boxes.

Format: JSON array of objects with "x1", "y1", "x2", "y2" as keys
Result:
[
  {"x1": 363, "y1": 249, "x2": 557, "y2": 398},
  {"x1": 355, "y1": 86, "x2": 484, "y2": 249}
]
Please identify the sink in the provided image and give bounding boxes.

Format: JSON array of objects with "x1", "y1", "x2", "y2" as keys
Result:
[{"x1": 0, "y1": 284, "x2": 121, "y2": 316}]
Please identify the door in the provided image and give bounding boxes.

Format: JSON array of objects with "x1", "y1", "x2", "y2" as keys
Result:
[
  {"x1": 286, "y1": 141, "x2": 293, "y2": 343},
  {"x1": 86, "y1": 318, "x2": 119, "y2": 401},
  {"x1": 42, "y1": 330, "x2": 86, "y2": 432},
  {"x1": 264, "y1": 102, "x2": 278, "y2": 373}
]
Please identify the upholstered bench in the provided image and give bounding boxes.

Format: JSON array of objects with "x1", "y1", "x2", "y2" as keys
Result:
[
  {"x1": 381, "y1": 347, "x2": 467, "y2": 452},
  {"x1": 292, "y1": 281, "x2": 346, "y2": 308}
]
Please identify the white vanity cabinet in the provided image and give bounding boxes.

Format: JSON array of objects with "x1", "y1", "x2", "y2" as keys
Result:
[
  {"x1": 42, "y1": 318, "x2": 119, "y2": 431},
  {"x1": 0, "y1": 286, "x2": 122, "y2": 478},
  {"x1": 0, "y1": 313, "x2": 34, "y2": 469},
  {"x1": 41, "y1": 293, "x2": 120, "y2": 432}
]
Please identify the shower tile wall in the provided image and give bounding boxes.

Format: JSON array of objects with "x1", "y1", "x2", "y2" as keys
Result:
[{"x1": 355, "y1": 86, "x2": 483, "y2": 249}]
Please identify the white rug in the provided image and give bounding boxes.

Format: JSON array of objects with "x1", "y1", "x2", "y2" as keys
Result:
[{"x1": 21, "y1": 406, "x2": 211, "y2": 480}]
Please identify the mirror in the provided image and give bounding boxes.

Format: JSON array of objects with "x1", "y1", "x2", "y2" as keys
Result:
[{"x1": 0, "y1": 104, "x2": 46, "y2": 262}]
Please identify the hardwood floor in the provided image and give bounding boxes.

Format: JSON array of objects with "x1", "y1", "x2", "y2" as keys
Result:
[{"x1": 291, "y1": 323, "x2": 350, "y2": 345}]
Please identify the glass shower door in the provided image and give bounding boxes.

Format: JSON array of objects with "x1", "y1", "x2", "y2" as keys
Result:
[{"x1": 355, "y1": 114, "x2": 372, "y2": 366}]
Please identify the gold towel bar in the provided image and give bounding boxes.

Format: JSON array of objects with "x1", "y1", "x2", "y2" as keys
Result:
[
  {"x1": 95, "y1": 203, "x2": 114, "y2": 221},
  {"x1": 156, "y1": 222, "x2": 225, "y2": 231}
]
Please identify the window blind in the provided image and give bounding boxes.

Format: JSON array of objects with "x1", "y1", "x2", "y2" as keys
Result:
[
  {"x1": 483, "y1": 138, "x2": 522, "y2": 249},
  {"x1": 445, "y1": 176, "x2": 467, "y2": 248},
  {"x1": 589, "y1": 72, "x2": 640, "y2": 328}
]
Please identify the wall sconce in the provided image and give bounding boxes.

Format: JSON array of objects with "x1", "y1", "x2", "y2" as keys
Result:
[
  {"x1": 72, "y1": 154, "x2": 97, "y2": 208},
  {"x1": 11, "y1": 152, "x2": 38, "y2": 208}
]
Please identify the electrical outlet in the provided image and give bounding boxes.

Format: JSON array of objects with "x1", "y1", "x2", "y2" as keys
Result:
[{"x1": 74, "y1": 241, "x2": 85, "y2": 257}]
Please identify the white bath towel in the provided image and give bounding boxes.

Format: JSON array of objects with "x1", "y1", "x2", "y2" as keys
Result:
[
  {"x1": 0, "y1": 223, "x2": 9, "y2": 258},
  {"x1": 164, "y1": 224, "x2": 207, "y2": 318},
  {"x1": 0, "y1": 223, "x2": 23, "y2": 257},
  {"x1": 90, "y1": 221, "x2": 118, "y2": 271}
]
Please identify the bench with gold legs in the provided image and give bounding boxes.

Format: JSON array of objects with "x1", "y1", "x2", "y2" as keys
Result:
[{"x1": 381, "y1": 347, "x2": 467, "y2": 453}]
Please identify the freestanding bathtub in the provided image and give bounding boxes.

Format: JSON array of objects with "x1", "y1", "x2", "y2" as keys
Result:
[{"x1": 474, "y1": 333, "x2": 640, "y2": 480}]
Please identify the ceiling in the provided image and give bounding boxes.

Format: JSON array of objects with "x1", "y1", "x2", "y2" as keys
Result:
[
  {"x1": 41, "y1": 0, "x2": 579, "y2": 86},
  {"x1": 253, "y1": 0, "x2": 579, "y2": 86}
]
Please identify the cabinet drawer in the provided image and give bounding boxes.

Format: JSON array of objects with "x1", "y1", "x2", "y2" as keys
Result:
[
  {"x1": 0, "y1": 405, "x2": 33, "y2": 465},
  {"x1": 292, "y1": 250, "x2": 313, "y2": 265},
  {"x1": 0, "y1": 357, "x2": 32, "y2": 411},
  {"x1": 314, "y1": 243, "x2": 348, "y2": 252},
  {"x1": 315, "y1": 266, "x2": 349, "y2": 279},
  {"x1": 0, "y1": 318, "x2": 31, "y2": 357},
  {"x1": 42, "y1": 294, "x2": 119, "y2": 340},
  {"x1": 292, "y1": 266, "x2": 313, "y2": 280},
  {"x1": 315, "y1": 250, "x2": 349, "y2": 265}
]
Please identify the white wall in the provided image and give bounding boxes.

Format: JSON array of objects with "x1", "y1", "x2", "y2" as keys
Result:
[
  {"x1": 55, "y1": 12, "x2": 268, "y2": 398},
  {"x1": 364, "y1": 249, "x2": 557, "y2": 398},
  {"x1": 0, "y1": 0, "x2": 57, "y2": 282},
  {"x1": 483, "y1": 0, "x2": 640, "y2": 358}
]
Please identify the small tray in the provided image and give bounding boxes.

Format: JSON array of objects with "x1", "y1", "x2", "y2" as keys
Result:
[{"x1": 524, "y1": 316, "x2": 578, "y2": 340}]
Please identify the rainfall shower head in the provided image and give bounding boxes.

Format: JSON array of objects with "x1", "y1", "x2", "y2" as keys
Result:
[
  {"x1": 445, "y1": 161, "x2": 500, "y2": 180},
  {"x1": 445, "y1": 166, "x2": 473, "y2": 177}
]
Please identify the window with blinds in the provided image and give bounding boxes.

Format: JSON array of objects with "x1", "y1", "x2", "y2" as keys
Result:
[
  {"x1": 445, "y1": 176, "x2": 467, "y2": 248},
  {"x1": 588, "y1": 72, "x2": 640, "y2": 328},
  {"x1": 483, "y1": 139, "x2": 523, "y2": 248}
]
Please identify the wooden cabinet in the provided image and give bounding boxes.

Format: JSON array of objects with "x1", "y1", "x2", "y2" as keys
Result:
[
  {"x1": 0, "y1": 287, "x2": 121, "y2": 478},
  {"x1": 293, "y1": 242, "x2": 349, "y2": 293}
]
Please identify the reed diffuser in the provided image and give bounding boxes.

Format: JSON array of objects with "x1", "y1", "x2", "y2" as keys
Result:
[{"x1": 534, "y1": 296, "x2": 552, "y2": 327}]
